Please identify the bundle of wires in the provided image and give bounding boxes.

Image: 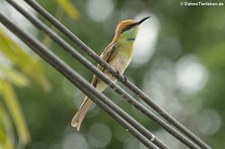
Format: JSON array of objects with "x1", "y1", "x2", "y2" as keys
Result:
[{"x1": 0, "y1": 0, "x2": 211, "y2": 148}]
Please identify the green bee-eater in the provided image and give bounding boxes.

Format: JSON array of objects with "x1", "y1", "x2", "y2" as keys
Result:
[{"x1": 71, "y1": 16, "x2": 150, "y2": 131}]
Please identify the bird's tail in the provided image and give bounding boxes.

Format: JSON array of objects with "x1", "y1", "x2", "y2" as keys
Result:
[{"x1": 71, "y1": 97, "x2": 93, "y2": 131}]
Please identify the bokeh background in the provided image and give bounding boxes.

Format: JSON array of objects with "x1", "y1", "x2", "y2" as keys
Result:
[{"x1": 1, "y1": 0, "x2": 225, "y2": 148}]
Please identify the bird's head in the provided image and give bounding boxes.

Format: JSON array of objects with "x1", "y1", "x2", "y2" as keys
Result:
[{"x1": 113, "y1": 16, "x2": 150, "y2": 42}]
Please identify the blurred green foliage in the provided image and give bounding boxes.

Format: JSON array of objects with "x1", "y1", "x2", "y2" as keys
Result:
[
  {"x1": 0, "y1": 27, "x2": 50, "y2": 148},
  {"x1": 0, "y1": 0, "x2": 225, "y2": 149}
]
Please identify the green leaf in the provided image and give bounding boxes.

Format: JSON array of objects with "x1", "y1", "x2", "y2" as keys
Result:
[
  {"x1": 56, "y1": 0, "x2": 80, "y2": 20},
  {"x1": 0, "y1": 64, "x2": 29, "y2": 87},
  {"x1": 0, "y1": 80, "x2": 30, "y2": 146},
  {"x1": 0, "y1": 29, "x2": 51, "y2": 92},
  {"x1": 0, "y1": 105, "x2": 15, "y2": 149}
]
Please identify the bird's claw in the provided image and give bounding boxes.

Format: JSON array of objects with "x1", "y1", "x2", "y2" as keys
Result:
[
  {"x1": 115, "y1": 69, "x2": 127, "y2": 82},
  {"x1": 116, "y1": 69, "x2": 120, "y2": 76},
  {"x1": 123, "y1": 75, "x2": 127, "y2": 82}
]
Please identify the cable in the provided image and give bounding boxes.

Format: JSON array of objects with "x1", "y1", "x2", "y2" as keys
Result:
[
  {"x1": 22, "y1": 0, "x2": 211, "y2": 149},
  {"x1": 1, "y1": 1, "x2": 212, "y2": 148},
  {"x1": 0, "y1": 13, "x2": 165, "y2": 149},
  {"x1": 2, "y1": 1, "x2": 171, "y2": 148},
  {"x1": 3, "y1": 0, "x2": 202, "y2": 148}
]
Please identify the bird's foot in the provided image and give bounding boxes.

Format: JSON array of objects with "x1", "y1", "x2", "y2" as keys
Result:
[
  {"x1": 115, "y1": 69, "x2": 120, "y2": 77},
  {"x1": 123, "y1": 75, "x2": 127, "y2": 82},
  {"x1": 115, "y1": 69, "x2": 127, "y2": 82}
]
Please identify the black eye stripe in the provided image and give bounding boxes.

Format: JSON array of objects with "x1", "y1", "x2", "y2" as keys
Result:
[{"x1": 122, "y1": 24, "x2": 137, "y2": 32}]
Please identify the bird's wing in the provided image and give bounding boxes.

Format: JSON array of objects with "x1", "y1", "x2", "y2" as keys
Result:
[
  {"x1": 100, "y1": 41, "x2": 120, "y2": 64},
  {"x1": 92, "y1": 42, "x2": 120, "y2": 87}
]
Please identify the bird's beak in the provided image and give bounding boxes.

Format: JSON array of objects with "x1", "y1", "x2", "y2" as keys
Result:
[{"x1": 137, "y1": 16, "x2": 150, "y2": 25}]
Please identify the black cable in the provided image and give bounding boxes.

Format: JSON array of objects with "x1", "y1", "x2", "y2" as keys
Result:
[
  {"x1": 0, "y1": 13, "x2": 164, "y2": 149},
  {"x1": 3, "y1": 0, "x2": 211, "y2": 148},
  {"x1": 3, "y1": 1, "x2": 168, "y2": 148},
  {"x1": 22, "y1": 0, "x2": 211, "y2": 149},
  {"x1": 3, "y1": 0, "x2": 202, "y2": 148},
  {"x1": 5, "y1": 0, "x2": 211, "y2": 147}
]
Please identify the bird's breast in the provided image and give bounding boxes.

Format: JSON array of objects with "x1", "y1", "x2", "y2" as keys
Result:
[{"x1": 110, "y1": 45, "x2": 134, "y2": 74}]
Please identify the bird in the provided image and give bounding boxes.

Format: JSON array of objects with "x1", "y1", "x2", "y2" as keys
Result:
[{"x1": 71, "y1": 16, "x2": 150, "y2": 131}]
